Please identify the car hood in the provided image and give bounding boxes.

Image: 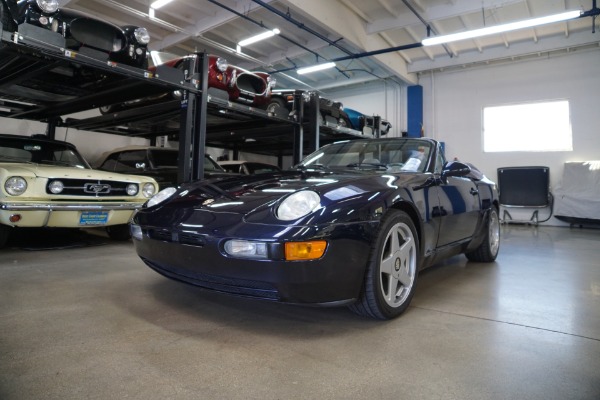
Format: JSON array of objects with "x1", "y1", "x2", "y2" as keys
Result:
[
  {"x1": 152, "y1": 169, "x2": 420, "y2": 225},
  {"x1": 0, "y1": 162, "x2": 147, "y2": 182}
]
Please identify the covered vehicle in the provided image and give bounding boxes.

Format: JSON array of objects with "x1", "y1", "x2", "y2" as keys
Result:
[
  {"x1": 131, "y1": 137, "x2": 500, "y2": 320},
  {"x1": 95, "y1": 146, "x2": 232, "y2": 190},
  {"x1": 99, "y1": 52, "x2": 275, "y2": 114},
  {"x1": 0, "y1": 134, "x2": 157, "y2": 247},
  {"x1": 0, "y1": 0, "x2": 150, "y2": 68}
]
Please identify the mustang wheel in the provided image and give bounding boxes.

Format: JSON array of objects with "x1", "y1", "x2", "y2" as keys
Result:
[
  {"x1": 0, "y1": 224, "x2": 10, "y2": 248},
  {"x1": 466, "y1": 207, "x2": 500, "y2": 262},
  {"x1": 106, "y1": 224, "x2": 131, "y2": 241},
  {"x1": 349, "y1": 210, "x2": 419, "y2": 320}
]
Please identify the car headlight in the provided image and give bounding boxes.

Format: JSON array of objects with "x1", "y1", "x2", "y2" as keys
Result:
[
  {"x1": 126, "y1": 183, "x2": 139, "y2": 196},
  {"x1": 146, "y1": 187, "x2": 177, "y2": 208},
  {"x1": 5, "y1": 177, "x2": 28, "y2": 196},
  {"x1": 276, "y1": 190, "x2": 321, "y2": 221},
  {"x1": 36, "y1": 0, "x2": 59, "y2": 13},
  {"x1": 216, "y1": 57, "x2": 228, "y2": 72},
  {"x1": 133, "y1": 27, "x2": 150, "y2": 45},
  {"x1": 48, "y1": 180, "x2": 64, "y2": 194},
  {"x1": 142, "y1": 182, "x2": 156, "y2": 198}
]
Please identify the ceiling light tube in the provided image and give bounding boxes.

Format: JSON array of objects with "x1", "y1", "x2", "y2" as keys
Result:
[
  {"x1": 150, "y1": 0, "x2": 175, "y2": 9},
  {"x1": 297, "y1": 62, "x2": 337, "y2": 75},
  {"x1": 422, "y1": 10, "x2": 582, "y2": 46},
  {"x1": 238, "y1": 28, "x2": 281, "y2": 47}
]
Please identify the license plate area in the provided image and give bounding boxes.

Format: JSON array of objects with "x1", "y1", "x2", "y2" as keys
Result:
[{"x1": 79, "y1": 211, "x2": 109, "y2": 226}]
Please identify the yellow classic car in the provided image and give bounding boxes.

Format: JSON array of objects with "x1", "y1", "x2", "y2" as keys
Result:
[{"x1": 0, "y1": 134, "x2": 157, "y2": 248}]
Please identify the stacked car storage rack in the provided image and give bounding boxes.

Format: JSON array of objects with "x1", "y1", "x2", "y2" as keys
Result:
[{"x1": 0, "y1": 21, "x2": 370, "y2": 185}]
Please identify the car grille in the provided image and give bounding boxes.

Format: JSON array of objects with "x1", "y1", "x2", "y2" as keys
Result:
[
  {"x1": 148, "y1": 229, "x2": 206, "y2": 246},
  {"x1": 45, "y1": 179, "x2": 135, "y2": 197},
  {"x1": 142, "y1": 258, "x2": 280, "y2": 300}
]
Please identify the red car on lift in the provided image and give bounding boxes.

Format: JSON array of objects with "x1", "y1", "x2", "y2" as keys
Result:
[{"x1": 99, "y1": 53, "x2": 275, "y2": 114}]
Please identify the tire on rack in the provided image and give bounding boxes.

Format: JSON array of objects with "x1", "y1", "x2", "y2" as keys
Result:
[
  {"x1": 106, "y1": 224, "x2": 131, "y2": 241},
  {"x1": 465, "y1": 207, "x2": 500, "y2": 262},
  {"x1": 348, "y1": 209, "x2": 420, "y2": 320},
  {"x1": 265, "y1": 97, "x2": 289, "y2": 119},
  {"x1": 0, "y1": 1, "x2": 17, "y2": 34}
]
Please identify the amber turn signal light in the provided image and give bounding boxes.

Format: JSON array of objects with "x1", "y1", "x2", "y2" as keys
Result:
[{"x1": 284, "y1": 241, "x2": 327, "y2": 261}]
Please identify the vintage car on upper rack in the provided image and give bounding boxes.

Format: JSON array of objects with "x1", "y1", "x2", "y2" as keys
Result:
[
  {"x1": 0, "y1": 0, "x2": 150, "y2": 68},
  {"x1": 218, "y1": 160, "x2": 281, "y2": 175},
  {"x1": 131, "y1": 137, "x2": 500, "y2": 320},
  {"x1": 342, "y1": 107, "x2": 392, "y2": 135},
  {"x1": 99, "y1": 52, "x2": 275, "y2": 114},
  {"x1": 0, "y1": 134, "x2": 158, "y2": 248},
  {"x1": 264, "y1": 89, "x2": 348, "y2": 126},
  {"x1": 94, "y1": 146, "x2": 235, "y2": 190}
]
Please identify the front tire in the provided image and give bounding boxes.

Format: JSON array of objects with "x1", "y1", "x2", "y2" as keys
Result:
[
  {"x1": 466, "y1": 207, "x2": 500, "y2": 262},
  {"x1": 349, "y1": 210, "x2": 419, "y2": 320},
  {"x1": 106, "y1": 224, "x2": 131, "y2": 241},
  {"x1": 266, "y1": 97, "x2": 289, "y2": 119}
]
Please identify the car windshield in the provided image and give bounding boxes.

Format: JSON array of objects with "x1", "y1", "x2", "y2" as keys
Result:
[
  {"x1": 297, "y1": 138, "x2": 433, "y2": 173},
  {"x1": 0, "y1": 138, "x2": 90, "y2": 168}
]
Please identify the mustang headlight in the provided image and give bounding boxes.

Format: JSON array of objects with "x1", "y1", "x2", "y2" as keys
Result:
[
  {"x1": 5, "y1": 177, "x2": 27, "y2": 196},
  {"x1": 133, "y1": 27, "x2": 150, "y2": 45},
  {"x1": 126, "y1": 183, "x2": 139, "y2": 196},
  {"x1": 146, "y1": 187, "x2": 177, "y2": 208},
  {"x1": 36, "y1": 0, "x2": 59, "y2": 13},
  {"x1": 142, "y1": 182, "x2": 156, "y2": 198},
  {"x1": 48, "y1": 180, "x2": 64, "y2": 194},
  {"x1": 216, "y1": 57, "x2": 228, "y2": 72},
  {"x1": 276, "y1": 190, "x2": 321, "y2": 221}
]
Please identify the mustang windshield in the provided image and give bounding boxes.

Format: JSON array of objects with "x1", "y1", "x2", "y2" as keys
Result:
[
  {"x1": 299, "y1": 139, "x2": 432, "y2": 173},
  {"x1": 0, "y1": 138, "x2": 90, "y2": 169}
]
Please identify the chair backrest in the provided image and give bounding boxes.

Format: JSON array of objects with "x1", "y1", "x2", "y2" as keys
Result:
[{"x1": 497, "y1": 166, "x2": 550, "y2": 207}]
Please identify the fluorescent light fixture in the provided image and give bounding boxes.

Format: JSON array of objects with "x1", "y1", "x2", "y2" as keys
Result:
[
  {"x1": 150, "y1": 0, "x2": 175, "y2": 9},
  {"x1": 297, "y1": 62, "x2": 336, "y2": 75},
  {"x1": 238, "y1": 28, "x2": 280, "y2": 47},
  {"x1": 422, "y1": 10, "x2": 582, "y2": 46}
]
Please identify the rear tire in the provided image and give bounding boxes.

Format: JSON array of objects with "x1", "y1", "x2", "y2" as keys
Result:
[
  {"x1": 466, "y1": 207, "x2": 500, "y2": 262},
  {"x1": 349, "y1": 210, "x2": 419, "y2": 320},
  {"x1": 106, "y1": 224, "x2": 131, "y2": 241}
]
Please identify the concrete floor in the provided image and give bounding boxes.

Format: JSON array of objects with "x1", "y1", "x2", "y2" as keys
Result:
[{"x1": 1, "y1": 225, "x2": 599, "y2": 400}]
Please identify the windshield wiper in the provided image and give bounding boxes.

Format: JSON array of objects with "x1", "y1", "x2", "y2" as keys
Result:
[{"x1": 346, "y1": 163, "x2": 388, "y2": 171}]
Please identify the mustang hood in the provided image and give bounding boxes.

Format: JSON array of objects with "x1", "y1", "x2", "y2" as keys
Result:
[{"x1": 0, "y1": 162, "x2": 145, "y2": 182}]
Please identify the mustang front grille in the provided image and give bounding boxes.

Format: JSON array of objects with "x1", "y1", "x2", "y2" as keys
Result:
[{"x1": 45, "y1": 179, "x2": 134, "y2": 197}]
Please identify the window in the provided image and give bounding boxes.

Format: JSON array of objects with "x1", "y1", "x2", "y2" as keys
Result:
[{"x1": 483, "y1": 100, "x2": 572, "y2": 152}]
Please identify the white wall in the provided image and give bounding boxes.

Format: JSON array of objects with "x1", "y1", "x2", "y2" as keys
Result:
[{"x1": 418, "y1": 48, "x2": 600, "y2": 225}]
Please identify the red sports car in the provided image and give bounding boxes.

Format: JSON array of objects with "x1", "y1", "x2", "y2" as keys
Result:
[{"x1": 100, "y1": 53, "x2": 275, "y2": 114}]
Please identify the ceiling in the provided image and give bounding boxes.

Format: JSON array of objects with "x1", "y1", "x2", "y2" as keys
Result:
[{"x1": 59, "y1": 0, "x2": 600, "y2": 92}]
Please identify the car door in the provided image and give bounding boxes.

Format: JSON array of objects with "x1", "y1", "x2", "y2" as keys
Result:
[{"x1": 435, "y1": 162, "x2": 481, "y2": 246}]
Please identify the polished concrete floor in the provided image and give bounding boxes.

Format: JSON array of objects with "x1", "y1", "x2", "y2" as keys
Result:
[{"x1": 1, "y1": 225, "x2": 599, "y2": 400}]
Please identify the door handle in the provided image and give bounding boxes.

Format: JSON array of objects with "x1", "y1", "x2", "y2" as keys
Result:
[{"x1": 470, "y1": 188, "x2": 479, "y2": 196}]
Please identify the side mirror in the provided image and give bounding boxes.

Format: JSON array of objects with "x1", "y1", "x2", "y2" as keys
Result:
[{"x1": 442, "y1": 161, "x2": 471, "y2": 178}]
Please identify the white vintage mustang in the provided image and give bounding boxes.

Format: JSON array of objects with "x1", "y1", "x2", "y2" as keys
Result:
[{"x1": 0, "y1": 134, "x2": 157, "y2": 248}]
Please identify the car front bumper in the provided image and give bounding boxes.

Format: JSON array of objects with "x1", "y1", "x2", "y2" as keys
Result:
[
  {"x1": 132, "y1": 221, "x2": 376, "y2": 306},
  {"x1": 0, "y1": 202, "x2": 142, "y2": 227}
]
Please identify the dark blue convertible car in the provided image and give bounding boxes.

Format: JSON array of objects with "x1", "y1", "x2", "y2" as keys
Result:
[{"x1": 131, "y1": 137, "x2": 500, "y2": 320}]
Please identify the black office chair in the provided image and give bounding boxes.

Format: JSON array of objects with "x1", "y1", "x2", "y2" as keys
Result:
[{"x1": 497, "y1": 166, "x2": 553, "y2": 225}]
